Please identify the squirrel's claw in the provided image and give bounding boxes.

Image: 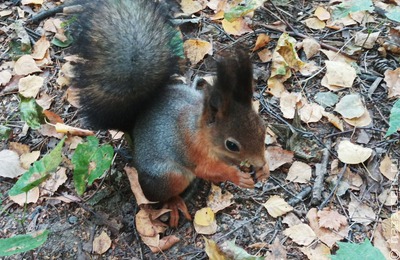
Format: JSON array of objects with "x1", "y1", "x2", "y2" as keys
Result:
[{"x1": 163, "y1": 196, "x2": 192, "y2": 228}]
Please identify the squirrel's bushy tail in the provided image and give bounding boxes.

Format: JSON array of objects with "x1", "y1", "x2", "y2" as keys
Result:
[{"x1": 70, "y1": 0, "x2": 182, "y2": 130}]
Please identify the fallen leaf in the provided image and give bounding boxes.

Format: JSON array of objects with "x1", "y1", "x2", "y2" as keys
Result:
[
  {"x1": 55, "y1": 123, "x2": 94, "y2": 136},
  {"x1": 125, "y1": 166, "x2": 156, "y2": 206},
  {"x1": 93, "y1": 231, "x2": 111, "y2": 255},
  {"x1": 222, "y1": 17, "x2": 252, "y2": 36},
  {"x1": 379, "y1": 154, "x2": 397, "y2": 181},
  {"x1": 0, "y1": 150, "x2": 26, "y2": 178},
  {"x1": 324, "y1": 61, "x2": 356, "y2": 89},
  {"x1": 300, "y1": 242, "x2": 331, "y2": 260},
  {"x1": 253, "y1": 33, "x2": 271, "y2": 51},
  {"x1": 265, "y1": 146, "x2": 294, "y2": 171},
  {"x1": 378, "y1": 189, "x2": 398, "y2": 206},
  {"x1": 354, "y1": 31, "x2": 380, "y2": 49},
  {"x1": 14, "y1": 55, "x2": 41, "y2": 76},
  {"x1": 207, "y1": 184, "x2": 234, "y2": 213},
  {"x1": 0, "y1": 70, "x2": 12, "y2": 86},
  {"x1": 334, "y1": 94, "x2": 366, "y2": 119},
  {"x1": 194, "y1": 207, "x2": 217, "y2": 235},
  {"x1": 283, "y1": 223, "x2": 317, "y2": 246},
  {"x1": 302, "y1": 37, "x2": 321, "y2": 59},
  {"x1": 183, "y1": 39, "x2": 213, "y2": 65},
  {"x1": 9, "y1": 187, "x2": 40, "y2": 206},
  {"x1": 286, "y1": 161, "x2": 312, "y2": 183},
  {"x1": 257, "y1": 48, "x2": 272, "y2": 62},
  {"x1": 204, "y1": 238, "x2": 228, "y2": 260},
  {"x1": 180, "y1": 0, "x2": 205, "y2": 15},
  {"x1": 135, "y1": 208, "x2": 169, "y2": 237},
  {"x1": 348, "y1": 195, "x2": 376, "y2": 225},
  {"x1": 31, "y1": 35, "x2": 51, "y2": 60},
  {"x1": 315, "y1": 6, "x2": 331, "y2": 21},
  {"x1": 263, "y1": 195, "x2": 293, "y2": 218},
  {"x1": 279, "y1": 91, "x2": 302, "y2": 119},
  {"x1": 343, "y1": 109, "x2": 372, "y2": 127},
  {"x1": 20, "y1": 150, "x2": 40, "y2": 169},
  {"x1": 318, "y1": 208, "x2": 347, "y2": 231},
  {"x1": 18, "y1": 75, "x2": 44, "y2": 98},
  {"x1": 304, "y1": 17, "x2": 325, "y2": 29},
  {"x1": 384, "y1": 68, "x2": 400, "y2": 99},
  {"x1": 321, "y1": 111, "x2": 344, "y2": 131},
  {"x1": 299, "y1": 102, "x2": 323, "y2": 123},
  {"x1": 40, "y1": 167, "x2": 68, "y2": 196},
  {"x1": 265, "y1": 238, "x2": 287, "y2": 259},
  {"x1": 337, "y1": 140, "x2": 372, "y2": 164}
]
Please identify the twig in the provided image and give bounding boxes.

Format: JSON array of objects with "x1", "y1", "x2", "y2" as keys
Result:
[
  {"x1": 318, "y1": 164, "x2": 347, "y2": 209},
  {"x1": 311, "y1": 138, "x2": 332, "y2": 205}
]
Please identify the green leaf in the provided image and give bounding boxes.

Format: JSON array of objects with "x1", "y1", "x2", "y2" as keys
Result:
[
  {"x1": 19, "y1": 96, "x2": 45, "y2": 130},
  {"x1": 72, "y1": 136, "x2": 114, "y2": 195},
  {"x1": 8, "y1": 137, "x2": 66, "y2": 196},
  {"x1": 0, "y1": 125, "x2": 12, "y2": 140},
  {"x1": 330, "y1": 238, "x2": 385, "y2": 260},
  {"x1": 385, "y1": 99, "x2": 400, "y2": 137},
  {"x1": 223, "y1": 240, "x2": 264, "y2": 260},
  {"x1": 314, "y1": 92, "x2": 339, "y2": 108},
  {"x1": 224, "y1": 0, "x2": 264, "y2": 22},
  {"x1": 51, "y1": 32, "x2": 74, "y2": 48},
  {"x1": 332, "y1": 0, "x2": 374, "y2": 19},
  {"x1": 0, "y1": 230, "x2": 49, "y2": 256}
]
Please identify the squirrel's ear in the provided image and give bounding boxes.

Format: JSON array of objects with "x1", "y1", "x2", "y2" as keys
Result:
[{"x1": 215, "y1": 49, "x2": 253, "y2": 106}]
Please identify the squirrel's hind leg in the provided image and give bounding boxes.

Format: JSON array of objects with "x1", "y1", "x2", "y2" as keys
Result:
[{"x1": 163, "y1": 196, "x2": 192, "y2": 227}]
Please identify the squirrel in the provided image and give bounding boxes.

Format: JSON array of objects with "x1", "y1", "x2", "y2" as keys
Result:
[{"x1": 70, "y1": 0, "x2": 269, "y2": 227}]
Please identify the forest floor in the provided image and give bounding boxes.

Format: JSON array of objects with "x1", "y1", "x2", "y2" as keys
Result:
[{"x1": 0, "y1": 0, "x2": 399, "y2": 259}]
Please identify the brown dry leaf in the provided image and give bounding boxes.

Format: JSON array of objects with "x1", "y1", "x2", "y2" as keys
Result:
[
  {"x1": 38, "y1": 124, "x2": 65, "y2": 139},
  {"x1": 183, "y1": 39, "x2": 212, "y2": 65},
  {"x1": 154, "y1": 235, "x2": 180, "y2": 253},
  {"x1": 194, "y1": 207, "x2": 217, "y2": 235},
  {"x1": 302, "y1": 37, "x2": 321, "y2": 59},
  {"x1": 44, "y1": 110, "x2": 63, "y2": 124},
  {"x1": 321, "y1": 111, "x2": 344, "y2": 131},
  {"x1": 279, "y1": 91, "x2": 301, "y2": 119},
  {"x1": 56, "y1": 61, "x2": 74, "y2": 88},
  {"x1": 93, "y1": 231, "x2": 111, "y2": 255},
  {"x1": 207, "y1": 184, "x2": 234, "y2": 213},
  {"x1": 300, "y1": 242, "x2": 331, "y2": 260},
  {"x1": 54, "y1": 123, "x2": 94, "y2": 136},
  {"x1": 9, "y1": 142, "x2": 30, "y2": 155},
  {"x1": 384, "y1": 68, "x2": 400, "y2": 99},
  {"x1": 125, "y1": 166, "x2": 156, "y2": 205},
  {"x1": 378, "y1": 189, "x2": 398, "y2": 206},
  {"x1": 9, "y1": 187, "x2": 40, "y2": 206},
  {"x1": 354, "y1": 31, "x2": 380, "y2": 49},
  {"x1": 222, "y1": 18, "x2": 252, "y2": 36},
  {"x1": 299, "y1": 61, "x2": 320, "y2": 76},
  {"x1": 18, "y1": 75, "x2": 44, "y2": 98},
  {"x1": 323, "y1": 61, "x2": 356, "y2": 89},
  {"x1": 304, "y1": 17, "x2": 325, "y2": 30},
  {"x1": 0, "y1": 70, "x2": 12, "y2": 86},
  {"x1": 286, "y1": 161, "x2": 312, "y2": 183},
  {"x1": 348, "y1": 195, "x2": 376, "y2": 225},
  {"x1": 0, "y1": 10, "x2": 13, "y2": 17},
  {"x1": 299, "y1": 102, "x2": 323, "y2": 123},
  {"x1": 257, "y1": 48, "x2": 272, "y2": 62},
  {"x1": 66, "y1": 87, "x2": 80, "y2": 107},
  {"x1": 342, "y1": 168, "x2": 363, "y2": 190},
  {"x1": 265, "y1": 146, "x2": 294, "y2": 171},
  {"x1": 48, "y1": 193, "x2": 81, "y2": 203},
  {"x1": 321, "y1": 49, "x2": 356, "y2": 63},
  {"x1": 306, "y1": 208, "x2": 349, "y2": 248},
  {"x1": 180, "y1": 0, "x2": 205, "y2": 15},
  {"x1": 0, "y1": 150, "x2": 26, "y2": 178},
  {"x1": 37, "y1": 93, "x2": 53, "y2": 110},
  {"x1": 31, "y1": 35, "x2": 50, "y2": 60},
  {"x1": 265, "y1": 238, "x2": 287, "y2": 259},
  {"x1": 334, "y1": 94, "x2": 365, "y2": 119},
  {"x1": 40, "y1": 167, "x2": 68, "y2": 196},
  {"x1": 253, "y1": 33, "x2": 271, "y2": 51},
  {"x1": 337, "y1": 140, "x2": 372, "y2": 164},
  {"x1": 283, "y1": 224, "x2": 317, "y2": 246},
  {"x1": 372, "y1": 224, "x2": 393, "y2": 260},
  {"x1": 381, "y1": 214, "x2": 400, "y2": 254},
  {"x1": 343, "y1": 109, "x2": 372, "y2": 127},
  {"x1": 379, "y1": 154, "x2": 397, "y2": 181},
  {"x1": 315, "y1": 6, "x2": 330, "y2": 21},
  {"x1": 263, "y1": 195, "x2": 293, "y2": 218},
  {"x1": 204, "y1": 237, "x2": 228, "y2": 260},
  {"x1": 14, "y1": 55, "x2": 41, "y2": 76},
  {"x1": 282, "y1": 212, "x2": 303, "y2": 227},
  {"x1": 20, "y1": 150, "x2": 40, "y2": 169},
  {"x1": 135, "y1": 208, "x2": 169, "y2": 237},
  {"x1": 318, "y1": 208, "x2": 347, "y2": 231},
  {"x1": 66, "y1": 136, "x2": 83, "y2": 150}
]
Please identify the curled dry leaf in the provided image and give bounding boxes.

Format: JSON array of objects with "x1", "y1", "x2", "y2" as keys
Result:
[
  {"x1": 337, "y1": 140, "x2": 372, "y2": 164},
  {"x1": 207, "y1": 184, "x2": 234, "y2": 213},
  {"x1": 286, "y1": 161, "x2": 312, "y2": 183},
  {"x1": 183, "y1": 39, "x2": 213, "y2": 65},
  {"x1": 263, "y1": 195, "x2": 293, "y2": 218},
  {"x1": 125, "y1": 166, "x2": 156, "y2": 206},
  {"x1": 93, "y1": 231, "x2": 111, "y2": 255},
  {"x1": 55, "y1": 123, "x2": 94, "y2": 136},
  {"x1": 283, "y1": 223, "x2": 317, "y2": 246}
]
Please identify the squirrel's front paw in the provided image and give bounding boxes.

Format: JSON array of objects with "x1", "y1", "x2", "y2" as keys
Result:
[
  {"x1": 254, "y1": 163, "x2": 270, "y2": 182},
  {"x1": 236, "y1": 171, "x2": 255, "y2": 188}
]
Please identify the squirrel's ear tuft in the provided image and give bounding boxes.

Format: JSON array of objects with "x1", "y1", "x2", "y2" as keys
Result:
[{"x1": 216, "y1": 49, "x2": 253, "y2": 106}]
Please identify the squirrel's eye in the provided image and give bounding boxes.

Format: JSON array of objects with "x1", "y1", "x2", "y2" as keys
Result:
[{"x1": 225, "y1": 139, "x2": 240, "y2": 152}]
